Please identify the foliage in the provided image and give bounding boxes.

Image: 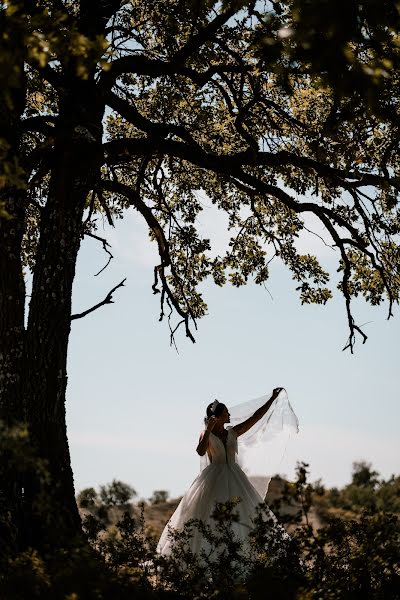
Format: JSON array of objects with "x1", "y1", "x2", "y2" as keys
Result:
[
  {"x1": 256, "y1": 0, "x2": 400, "y2": 112},
  {"x1": 0, "y1": 420, "x2": 52, "y2": 557},
  {"x1": 0, "y1": 542, "x2": 154, "y2": 600},
  {"x1": 99, "y1": 479, "x2": 137, "y2": 507},
  {"x1": 4, "y1": 462, "x2": 399, "y2": 599},
  {"x1": 322, "y1": 460, "x2": 400, "y2": 515},
  {"x1": 0, "y1": 426, "x2": 145, "y2": 599},
  {"x1": 76, "y1": 487, "x2": 98, "y2": 509},
  {"x1": 2, "y1": 0, "x2": 400, "y2": 352},
  {"x1": 76, "y1": 480, "x2": 137, "y2": 529},
  {"x1": 149, "y1": 490, "x2": 170, "y2": 505}
]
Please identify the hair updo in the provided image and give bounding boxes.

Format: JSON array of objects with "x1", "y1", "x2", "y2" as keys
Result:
[{"x1": 206, "y1": 401, "x2": 226, "y2": 420}]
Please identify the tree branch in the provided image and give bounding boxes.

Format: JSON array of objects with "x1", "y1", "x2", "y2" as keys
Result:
[
  {"x1": 104, "y1": 135, "x2": 373, "y2": 247},
  {"x1": 20, "y1": 115, "x2": 57, "y2": 136},
  {"x1": 103, "y1": 122, "x2": 398, "y2": 192},
  {"x1": 98, "y1": 54, "x2": 249, "y2": 92},
  {"x1": 104, "y1": 90, "x2": 202, "y2": 148},
  {"x1": 79, "y1": 0, "x2": 122, "y2": 36},
  {"x1": 101, "y1": 107, "x2": 397, "y2": 351},
  {"x1": 98, "y1": 178, "x2": 196, "y2": 343},
  {"x1": 71, "y1": 278, "x2": 126, "y2": 321},
  {"x1": 98, "y1": 179, "x2": 170, "y2": 264},
  {"x1": 97, "y1": 190, "x2": 114, "y2": 227},
  {"x1": 84, "y1": 231, "x2": 114, "y2": 276},
  {"x1": 171, "y1": 3, "x2": 240, "y2": 63}
]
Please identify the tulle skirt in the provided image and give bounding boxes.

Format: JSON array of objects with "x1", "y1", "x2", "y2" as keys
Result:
[{"x1": 157, "y1": 462, "x2": 277, "y2": 556}]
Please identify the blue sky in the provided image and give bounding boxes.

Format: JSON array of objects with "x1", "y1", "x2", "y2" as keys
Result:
[{"x1": 65, "y1": 201, "x2": 399, "y2": 500}]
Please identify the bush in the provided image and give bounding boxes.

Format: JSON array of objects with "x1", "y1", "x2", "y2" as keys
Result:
[
  {"x1": 323, "y1": 461, "x2": 400, "y2": 514},
  {"x1": 81, "y1": 462, "x2": 400, "y2": 600},
  {"x1": 76, "y1": 480, "x2": 137, "y2": 529},
  {"x1": 99, "y1": 479, "x2": 137, "y2": 507},
  {"x1": 77, "y1": 487, "x2": 98, "y2": 509},
  {"x1": 2, "y1": 458, "x2": 400, "y2": 599},
  {"x1": 149, "y1": 490, "x2": 169, "y2": 505}
]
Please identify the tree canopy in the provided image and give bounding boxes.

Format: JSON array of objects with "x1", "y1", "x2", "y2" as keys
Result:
[{"x1": 2, "y1": 0, "x2": 399, "y2": 353}]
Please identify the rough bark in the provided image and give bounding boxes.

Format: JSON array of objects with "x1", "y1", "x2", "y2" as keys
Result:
[
  {"x1": 0, "y1": 72, "x2": 104, "y2": 549},
  {"x1": 0, "y1": 0, "x2": 121, "y2": 553},
  {"x1": 0, "y1": 42, "x2": 27, "y2": 551},
  {"x1": 20, "y1": 78, "x2": 105, "y2": 548},
  {"x1": 0, "y1": 172, "x2": 26, "y2": 422}
]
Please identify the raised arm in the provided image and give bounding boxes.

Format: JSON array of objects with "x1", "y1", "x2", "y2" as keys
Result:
[
  {"x1": 196, "y1": 416, "x2": 217, "y2": 456},
  {"x1": 232, "y1": 388, "x2": 283, "y2": 437}
]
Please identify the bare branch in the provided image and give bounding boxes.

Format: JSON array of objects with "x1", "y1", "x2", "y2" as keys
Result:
[
  {"x1": 71, "y1": 279, "x2": 126, "y2": 321},
  {"x1": 84, "y1": 231, "x2": 114, "y2": 276},
  {"x1": 312, "y1": 212, "x2": 368, "y2": 353},
  {"x1": 302, "y1": 225, "x2": 336, "y2": 250}
]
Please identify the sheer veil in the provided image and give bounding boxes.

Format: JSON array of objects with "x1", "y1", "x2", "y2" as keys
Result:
[{"x1": 201, "y1": 389, "x2": 299, "y2": 497}]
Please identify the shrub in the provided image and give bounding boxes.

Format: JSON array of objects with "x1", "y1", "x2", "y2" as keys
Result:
[
  {"x1": 149, "y1": 490, "x2": 169, "y2": 505},
  {"x1": 77, "y1": 487, "x2": 98, "y2": 509},
  {"x1": 99, "y1": 479, "x2": 137, "y2": 507},
  {"x1": 2, "y1": 457, "x2": 399, "y2": 599}
]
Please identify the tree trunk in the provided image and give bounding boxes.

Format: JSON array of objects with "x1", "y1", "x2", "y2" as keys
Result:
[
  {"x1": 0, "y1": 191, "x2": 27, "y2": 553},
  {"x1": 20, "y1": 79, "x2": 105, "y2": 550},
  {"x1": 0, "y1": 47, "x2": 27, "y2": 552},
  {"x1": 1, "y1": 1, "x2": 118, "y2": 553}
]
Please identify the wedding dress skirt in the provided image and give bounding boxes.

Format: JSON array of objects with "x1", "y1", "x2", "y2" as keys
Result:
[{"x1": 157, "y1": 427, "x2": 279, "y2": 556}]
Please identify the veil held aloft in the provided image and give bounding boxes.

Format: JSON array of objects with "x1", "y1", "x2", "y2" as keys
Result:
[{"x1": 201, "y1": 389, "x2": 299, "y2": 498}]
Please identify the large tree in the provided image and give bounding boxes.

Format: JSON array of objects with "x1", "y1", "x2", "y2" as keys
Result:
[{"x1": 1, "y1": 0, "x2": 399, "y2": 550}]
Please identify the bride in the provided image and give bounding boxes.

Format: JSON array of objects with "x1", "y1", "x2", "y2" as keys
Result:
[{"x1": 157, "y1": 387, "x2": 299, "y2": 556}]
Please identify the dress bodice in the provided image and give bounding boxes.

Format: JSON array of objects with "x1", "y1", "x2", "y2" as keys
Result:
[{"x1": 207, "y1": 428, "x2": 238, "y2": 464}]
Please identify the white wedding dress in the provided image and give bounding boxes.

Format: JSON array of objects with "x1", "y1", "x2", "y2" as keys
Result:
[{"x1": 158, "y1": 390, "x2": 298, "y2": 557}]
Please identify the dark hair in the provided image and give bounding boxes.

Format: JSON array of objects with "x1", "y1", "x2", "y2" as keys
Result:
[{"x1": 206, "y1": 401, "x2": 226, "y2": 419}]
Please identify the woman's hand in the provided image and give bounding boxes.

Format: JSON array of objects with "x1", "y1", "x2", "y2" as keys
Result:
[{"x1": 206, "y1": 416, "x2": 218, "y2": 431}]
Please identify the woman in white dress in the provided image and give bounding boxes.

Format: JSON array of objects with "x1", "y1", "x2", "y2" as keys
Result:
[{"x1": 157, "y1": 388, "x2": 299, "y2": 557}]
